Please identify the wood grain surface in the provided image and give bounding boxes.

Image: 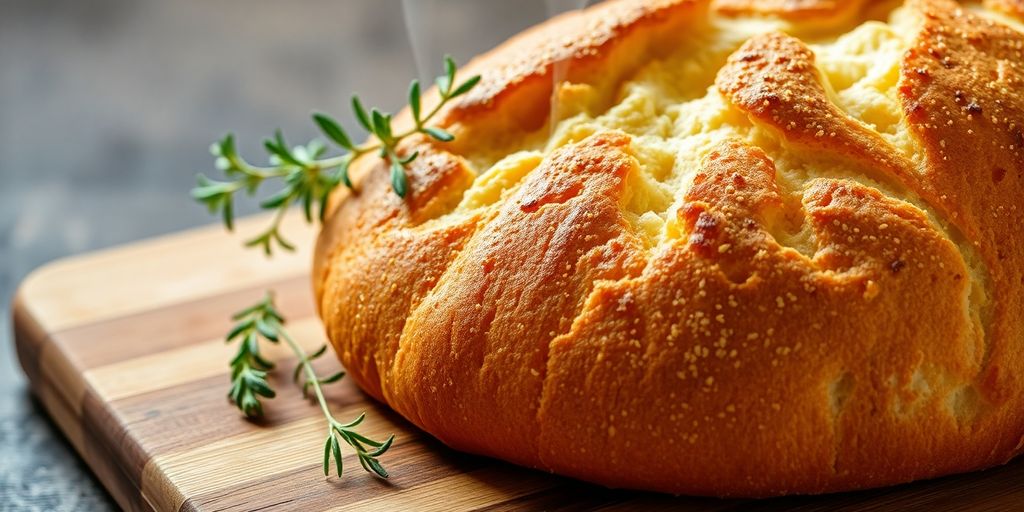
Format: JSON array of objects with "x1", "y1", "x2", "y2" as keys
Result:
[{"x1": 11, "y1": 213, "x2": 1024, "y2": 511}]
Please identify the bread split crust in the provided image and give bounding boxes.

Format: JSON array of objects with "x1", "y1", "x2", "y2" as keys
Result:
[{"x1": 314, "y1": 0, "x2": 1024, "y2": 496}]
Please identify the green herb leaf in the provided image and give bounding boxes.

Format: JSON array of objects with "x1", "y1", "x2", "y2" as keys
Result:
[
  {"x1": 338, "y1": 157, "x2": 353, "y2": 189},
  {"x1": 319, "y1": 371, "x2": 345, "y2": 385},
  {"x1": 408, "y1": 80, "x2": 422, "y2": 123},
  {"x1": 313, "y1": 113, "x2": 354, "y2": 150},
  {"x1": 390, "y1": 161, "x2": 408, "y2": 198},
  {"x1": 259, "y1": 186, "x2": 294, "y2": 210},
  {"x1": 264, "y1": 130, "x2": 303, "y2": 167},
  {"x1": 339, "y1": 413, "x2": 366, "y2": 429},
  {"x1": 255, "y1": 318, "x2": 279, "y2": 342},
  {"x1": 352, "y1": 96, "x2": 371, "y2": 132},
  {"x1": 322, "y1": 435, "x2": 333, "y2": 476},
  {"x1": 398, "y1": 151, "x2": 419, "y2": 165},
  {"x1": 439, "y1": 55, "x2": 457, "y2": 96},
  {"x1": 436, "y1": 75, "x2": 451, "y2": 97},
  {"x1": 220, "y1": 134, "x2": 237, "y2": 158},
  {"x1": 369, "y1": 435, "x2": 395, "y2": 457},
  {"x1": 309, "y1": 345, "x2": 328, "y2": 360},
  {"x1": 225, "y1": 319, "x2": 252, "y2": 342},
  {"x1": 423, "y1": 127, "x2": 454, "y2": 142},
  {"x1": 221, "y1": 197, "x2": 234, "y2": 231},
  {"x1": 370, "y1": 109, "x2": 392, "y2": 141},
  {"x1": 331, "y1": 434, "x2": 344, "y2": 477},
  {"x1": 365, "y1": 456, "x2": 389, "y2": 478},
  {"x1": 345, "y1": 430, "x2": 385, "y2": 448},
  {"x1": 444, "y1": 55, "x2": 457, "y2": 81},
  {"x1": 450, "y1": 75, "x2": 482, "y2": 98}
]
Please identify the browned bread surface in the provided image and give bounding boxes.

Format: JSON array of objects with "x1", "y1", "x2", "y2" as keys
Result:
[
  {"x1": 986, "y1": 0, "x2": 1024, "y2": 17},
  {"x1": 713, "y1": 0, "x2": 870, "y2": 22},
  {"x1": 314, "y1": 0, "x2": 1024, "y2": 496}
]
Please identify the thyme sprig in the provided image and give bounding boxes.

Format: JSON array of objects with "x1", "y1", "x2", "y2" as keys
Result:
[
  {"x1": 226, "y1": 293, "x2": 395, "y2": 479},
  {"x1": 226, "y1": 297, "x2": 281, "y2": 417},
  {"x1": 192, "y1": 56, "x2": 481, "y2": 255},
  {"x1": 208, "y1": 55, "x2": 476, "y2": 483}
]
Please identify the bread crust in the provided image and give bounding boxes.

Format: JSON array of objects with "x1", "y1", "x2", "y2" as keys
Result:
[
  {"x1": 713, "y1": 0, "x2": 869, "y2": 22},
  {"x1": 314, "y1": 0, "x2": 1024, "y2": 496},
  {"x1": 986, "y1": 0, "x2": 1024, "y2": 18}
]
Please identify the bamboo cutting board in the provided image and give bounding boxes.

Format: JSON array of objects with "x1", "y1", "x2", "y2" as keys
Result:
[{"x1": 12, "y1": 213, "x2": 1024, "y2": 511}]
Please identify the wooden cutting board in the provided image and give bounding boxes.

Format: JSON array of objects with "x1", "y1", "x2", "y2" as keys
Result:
[{"x1": 12, "y1": 213, "x2": 1024, "y2": 511}]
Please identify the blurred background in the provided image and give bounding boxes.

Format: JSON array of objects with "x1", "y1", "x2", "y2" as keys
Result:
[{"x1": 0, "y1": 0, "x2": 585, "y2": 508}]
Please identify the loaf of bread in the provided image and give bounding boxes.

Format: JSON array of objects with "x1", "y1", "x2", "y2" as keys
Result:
[{"x1": 313, "y1": 0, "x2": 1024, "y2": 496}]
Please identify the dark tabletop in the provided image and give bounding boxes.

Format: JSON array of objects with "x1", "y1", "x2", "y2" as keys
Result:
[{"x1": 0, "y1": 1, "x2": 562, "y2": 509}]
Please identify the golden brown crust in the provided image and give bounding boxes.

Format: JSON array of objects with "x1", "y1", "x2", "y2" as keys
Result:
[
  {"x1": 713, "y1": 0, "x2": 869, "y2": 22},
  {"x1": 452, "y1": 1, "x2": 693, "y2": 110},
  {"x1": 390, "y1": 133, "x2": 647, "y2": 466},
  {"x1": 898, "y1": 0, "x2": 1024, "y2": 451},
  {"x1": 716, "y1": 31, "x2": 916, "y2": 188},
  {"x1": 538, "y1": 139, "x2": 979, "y2": 494},
  {"x1": 985, "y1": 0, "x2": 1024, "y2": 18},
  {"x1": 314, "y1": 0, "x2": 1024, "y2": 496}
]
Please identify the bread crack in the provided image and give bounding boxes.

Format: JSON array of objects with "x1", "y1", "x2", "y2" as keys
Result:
[{"x1": 314, "y1": 0, "x2": 1024, "y2": 494}]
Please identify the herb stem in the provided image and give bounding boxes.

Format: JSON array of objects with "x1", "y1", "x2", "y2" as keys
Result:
[
  {"x1": 280, "y1": 328, "x2": 335, "y2": 424},
  {"x1": 267, "y1": 204, "x2": 289, "y2": 238},
  {"x1": 225, "y1": 294, "x2": 393, "y2": 479},
  {"x1": 409, "y1": 97, "x2": 447, "y2": 132}
]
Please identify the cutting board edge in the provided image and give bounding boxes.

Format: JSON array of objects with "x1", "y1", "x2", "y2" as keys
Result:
[{"x1": 13, "y1": 292, "x2": 157, "y2": 512}]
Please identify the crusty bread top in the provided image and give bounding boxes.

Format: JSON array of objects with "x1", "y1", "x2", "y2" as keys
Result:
[
  {"x1": 986, "y1": 0, "x2": 1024, "y2": 17},
  {"x1": 314, "y1": 0, "x2": 1024, "y2": 496},
  {"x1": 714, "y1": 0, "x2": 872, "y2": 25}
]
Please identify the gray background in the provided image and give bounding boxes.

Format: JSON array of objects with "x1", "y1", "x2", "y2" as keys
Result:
[{"x1": 0, "y1": 0, "x2": 563, "y2": 509}]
